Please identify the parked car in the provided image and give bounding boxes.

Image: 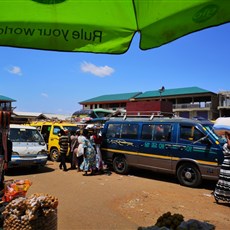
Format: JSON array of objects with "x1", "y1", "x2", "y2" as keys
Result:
[
  {"x1": 101, "y1": 116, "x2": 224, "y2": 188},
  {"x1": 8, "y1": 124, "x2": 48, "y2": 168}
]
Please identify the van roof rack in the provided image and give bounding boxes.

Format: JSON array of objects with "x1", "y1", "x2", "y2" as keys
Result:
[
  {"x1": 120, "y1": 111, "x2": 176, "y2": 120},
  {"x1": 29, "y1": 118, "x2": 76, "y2": 124}
]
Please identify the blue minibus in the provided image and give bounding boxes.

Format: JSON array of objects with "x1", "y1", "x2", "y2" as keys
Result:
[{"x1": 101, "y1": 117, "x2": 224, "y2": 187}]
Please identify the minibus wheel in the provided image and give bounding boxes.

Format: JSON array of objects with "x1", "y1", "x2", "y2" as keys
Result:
[
  {"x1": 177, "y1": 163, "x2": 202, "y2": 188},
  {"x1": 50, "y1": 148, "x2": 60, "y2": 162},
  {"x1": 113, "y1": 155, "x2": 129, "y2": 174}
]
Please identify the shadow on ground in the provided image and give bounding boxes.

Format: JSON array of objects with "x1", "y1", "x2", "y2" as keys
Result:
[
  {"x1": 120, "y1": 167, "x2": 217, "y2": 191},
  {"x1": 5, "y1": 164, "x2": 55, "y2": 176}
]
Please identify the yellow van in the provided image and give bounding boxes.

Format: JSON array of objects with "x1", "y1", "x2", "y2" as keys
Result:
[{"x1": 28, "y1": 121, "x2": 80, "y2": 161}]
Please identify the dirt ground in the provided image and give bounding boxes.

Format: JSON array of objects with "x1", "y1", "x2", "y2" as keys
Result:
[{"x1": 4, "y1": 161, "x2": 230, "y2": 230}]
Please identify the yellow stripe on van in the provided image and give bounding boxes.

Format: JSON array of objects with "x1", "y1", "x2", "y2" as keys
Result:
[
  {"x1": 192, "y1": 159, "x2": 218, "y2": 166},
  {"x1": 101, "y1": 148, "x2": 138, "y2": 156},
  {"x1": 101, "y1": 148, "x2": 219, "y2": 166},
  {"x1": 137, "y1": 152, "x2": 171, "y2": 160}
]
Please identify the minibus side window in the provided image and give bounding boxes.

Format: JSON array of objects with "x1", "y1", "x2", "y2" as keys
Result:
[
  {"x1": 120, "y1": 124, "x2": 138, "y2": 139},
  {"x1": 180, "y1": 125, "x2": 205, "y2": 142},
  {"x1": 53, "y1": 126, "x2": 61, "y2": 135},
  {"x1": 180, "y1": 125, "x2": 193, "y2": 141},
  {"x1": 153, "y1": 124, "x2": 172, "y2": 141},
  {"x1": 106, "y1": 124, "x2": 122, "y2": 138},
  {"x1": 141, "y1": 124, "x2": 154, "y2": 140},
  {"x1": 193, "y1": 128, "x2": 205, "y2": 141},
  {"x1": 162, "y1": 125, "x2": 172, "y2": 141}
]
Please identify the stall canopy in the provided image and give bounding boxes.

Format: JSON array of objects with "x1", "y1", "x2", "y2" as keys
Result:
[{"x1": 0, "y1": 0, "x2": 230, "y2": 54}]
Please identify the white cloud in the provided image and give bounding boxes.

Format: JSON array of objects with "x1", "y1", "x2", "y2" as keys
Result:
[
  {"x1": 81, "y1": 61, "x2": 114, "y2": 77},
  {"x1": 7, "y1": 66, "x2": 22, "y2": 76},
  {"x1": 41, "y1": 93, "x2": 48, "y2": 98}
]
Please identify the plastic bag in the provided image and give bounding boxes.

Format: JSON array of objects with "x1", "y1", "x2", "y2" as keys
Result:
[{"x1": 2, "y1": 179, "x2": 32, "y2": 202}]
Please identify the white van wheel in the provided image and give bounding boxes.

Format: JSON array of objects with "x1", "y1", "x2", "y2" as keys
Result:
[
  {"x1": 177, "y1": 163, "x2": 202, "y2": 188},
  {"x1": 113, "y1": 155, "x2": 129, "y2": 175}
]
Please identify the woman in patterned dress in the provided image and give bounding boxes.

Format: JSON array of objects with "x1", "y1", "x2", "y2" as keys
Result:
[
  {"x1": 79, "y1": 129, "x2": 96, "y2": 176},
  {"x1": 214, "y1": 132, "x2": 230, "y2": 203}
]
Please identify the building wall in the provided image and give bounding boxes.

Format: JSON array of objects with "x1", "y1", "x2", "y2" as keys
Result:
[
  {"x1": 83, "y1": 103, "x2": 126, "y2": 111},
  {"x1": 126, "y1": 101, "x2": 172, "y2": 115},
  {"x1": 80, "y1": 92, "x2": 229, "y2": 120},
  {"x1": 218, "y1": 91, "x2": 230, "y2": 117}
]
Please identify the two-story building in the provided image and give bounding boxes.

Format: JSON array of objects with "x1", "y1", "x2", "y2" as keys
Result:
[
  {"x1": 79, "y1": 86, "x2": 230, "y2": 120},
  {"x1": 217, "y1": 91, "x2": 230, "y2": 117}
]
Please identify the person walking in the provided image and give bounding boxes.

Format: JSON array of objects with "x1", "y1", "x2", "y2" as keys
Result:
[
  {"x1": 213, "y1": 132, "x2": 230, "y2": 203},
  {"x1": 76, "y1": 130, "x2": 84, "y2": 172},
  {"x1": 90, "y1": 128, "x2": 103, "y2": 173},
  {"x1": 69, "y1": 129, "x2": 80, "y2": 169},
  {"x1": 58, "y1": 129, "x2": 69, "y2": 172},
  {"x1": 79, "y1": 129, "x2": 96, "y2": 176}
]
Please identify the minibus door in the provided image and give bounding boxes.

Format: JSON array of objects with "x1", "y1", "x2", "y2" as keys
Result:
[
  {"x1": 137, "y1": 124, "x2": 173, "y2": 172},
  {"x1": 176, "y1": 124, "x2": 223, "y2": 177}
]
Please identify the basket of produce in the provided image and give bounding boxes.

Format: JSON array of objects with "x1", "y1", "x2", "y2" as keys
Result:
[{"x1": 2, "y1": 193, "x2": 58, "y2": 230}]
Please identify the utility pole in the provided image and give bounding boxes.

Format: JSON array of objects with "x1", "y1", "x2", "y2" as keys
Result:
[{"x1": 159, "y1": 86, "x2": 165, "y2": 101}]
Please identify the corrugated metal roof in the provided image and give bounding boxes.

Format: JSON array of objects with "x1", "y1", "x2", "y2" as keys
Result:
[
  {"x1": 13, "y1": 111, "x2": 41, "y2": 117},
  {"x1": 135, "y1": 87, "x2": 214, "y2": 99},
  {"x1": 12, "y1": 112, "x2": 71, "y2": 121},
  {"x1": 0, "y1": 95, "x2": 16, "y2": 102},
  {"x1": 39, "y1": 113, "x2": 72, "y2": 120},
  {"x1": 80, "y1": 92, "x2": 142, "y2": 103}
]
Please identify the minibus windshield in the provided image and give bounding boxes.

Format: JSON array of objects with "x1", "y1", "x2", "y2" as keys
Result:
[{"x1": 202, "y1": 124, "x2": 226, "y2": 145}]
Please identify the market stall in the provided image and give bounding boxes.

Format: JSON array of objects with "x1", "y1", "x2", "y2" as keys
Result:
[{"x1": 0, "y1": 110, "x2": 58, "y2": 229}]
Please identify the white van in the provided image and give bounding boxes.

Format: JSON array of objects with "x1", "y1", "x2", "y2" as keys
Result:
[{"x1": 8, "y1": 124, "x2": 48, "y2": 168}]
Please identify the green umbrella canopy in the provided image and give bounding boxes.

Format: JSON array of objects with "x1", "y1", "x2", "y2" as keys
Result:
[{"x1": 0, "y1": 0, "x2": 230, "y2": 53}]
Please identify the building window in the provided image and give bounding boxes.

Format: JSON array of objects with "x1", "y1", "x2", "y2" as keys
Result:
[
  {"x1": 110, "y1": 103, "x2": 119, "y2": 108},
  {"x1": 179, "y1": 111, "x2": 189, "y2": 118},
  {"x1": 0, "y1": 102, "x2": 11, "y2": 111},
  {"x1": 196, "y1": 111, "x2": 208, "y2": 119}
]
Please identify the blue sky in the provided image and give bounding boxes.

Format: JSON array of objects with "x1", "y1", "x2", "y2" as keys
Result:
[{"x1": 0, "y1": 23, "x2": 229, "y2": 115}]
